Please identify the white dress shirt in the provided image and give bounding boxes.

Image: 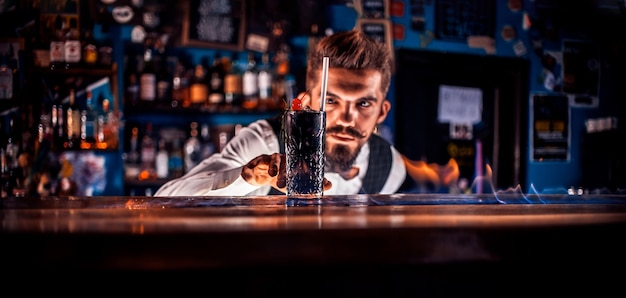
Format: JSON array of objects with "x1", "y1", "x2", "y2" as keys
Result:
[{"x1": 154, "y1": 119, "x2": 406, "y2": 196}]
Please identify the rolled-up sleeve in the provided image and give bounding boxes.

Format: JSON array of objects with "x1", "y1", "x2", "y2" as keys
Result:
[{"x1": 153, "y1": 120, "x2": 279, "y2": 196}]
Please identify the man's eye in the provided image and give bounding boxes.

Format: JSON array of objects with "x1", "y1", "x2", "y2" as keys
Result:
[{"x1": 359, "y1": 101, "x2": 371, "y2": 107}]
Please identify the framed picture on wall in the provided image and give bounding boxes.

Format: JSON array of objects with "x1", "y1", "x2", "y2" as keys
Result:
[
  {"x1": 181, "y1": 0, "x2": 246, "y2": 51},
  {"x1": 356, "y1": 18, "x2": 394, "y2": 71},
  {"x1": 38, "y1": 0, "x2": 80, "y2": 41},
  {"x1": 357, "y1": 0, "x2": 389, "y2": 19}
]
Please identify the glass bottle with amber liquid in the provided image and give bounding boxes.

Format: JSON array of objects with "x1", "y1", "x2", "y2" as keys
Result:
[
  {"x1": 189, "y1": 60, "x2": 209, "y2": 109},
  {"x1": 82, "y1": 29, "x2": 98, "y2": 67},
  {"x1": 223, "y1": 53, "x2": 243, "y2": 112},
  {"x1": 64, "y1": 89, "x2": 81, "y2": 149}
]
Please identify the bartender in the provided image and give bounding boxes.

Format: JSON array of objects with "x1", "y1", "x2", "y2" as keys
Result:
[{"x1": 154, "y1": 29, "x2": 458, "y2": 196}]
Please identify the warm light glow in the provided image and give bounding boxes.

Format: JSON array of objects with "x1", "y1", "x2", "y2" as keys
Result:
[
  {"x1": 95, "y1": 142, "x2": 108, "y2": 150},
  {"x1": 80, "y1": 142, "x2": 93, "y2": 149},
  {"x1": 138, "y1": 170, "x2": 154, "y2": 181},
  {"x1": 402, "y1": 156, "x2": 460, "y2": 189}
]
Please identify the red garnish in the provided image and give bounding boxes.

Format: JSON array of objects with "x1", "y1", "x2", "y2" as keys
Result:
[
  {"x1": 291, "y1": 98, "x2": 302, "y2": 110},
  {"x1": 291, "y1": 90, "x2": 308, "y2": 111}
]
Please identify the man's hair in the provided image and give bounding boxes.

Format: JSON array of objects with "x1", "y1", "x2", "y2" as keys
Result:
[{"x1": 306, "y1": 29, "x2": 393, "y2": 96}]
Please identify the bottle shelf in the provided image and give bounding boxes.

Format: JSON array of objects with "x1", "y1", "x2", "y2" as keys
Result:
[
  {"x1": 124, "y1": 178, "x2": 169, "y2": 187},
  {"x1": 28, "y1": 63, "x2": 117, "y2": 76},
  {"x1": 124, "y1": 106, "x2": 281, "y2": 127},
  {"x1": 124, "y1": 99, "x2": 286, "y2": 115}
]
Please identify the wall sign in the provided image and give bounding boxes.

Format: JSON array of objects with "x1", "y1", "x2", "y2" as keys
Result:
[
  {"x1": 356, "y1": 18, "x2": 394, "y2": 70},
  {"x1": 437, "y1": 84, "x2": 483, "y2": 124},
  {"x1": 359, "y1": 0, "x2": 389, "y2": 19},
  {"x1": 530, "y1": 94, "x2": 570, "y2": 162},
  {"x1": 181, "y1": 0, "x2": 246, "y2": 50}
]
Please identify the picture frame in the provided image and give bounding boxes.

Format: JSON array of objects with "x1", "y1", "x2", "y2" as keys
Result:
[
  {"x1": 356, "y1": 18, "x2": 395, "y2": 71},
  {"x1": 0, "y1": 38, "x2": 24, "y2": 70},
  {"x1": 181, "y1": 0, "x2": 246, "y2": 51},
  {"x1": 38, "y1": 0, "x2": 81, "y2": 41},
  {"x1": 358, "y1": 0, "x2": 389, "y2": 19}
]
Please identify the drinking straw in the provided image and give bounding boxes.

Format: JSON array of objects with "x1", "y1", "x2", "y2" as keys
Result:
[{"x1": 320, "y1": 56, "x2": 329, "y2": 111}]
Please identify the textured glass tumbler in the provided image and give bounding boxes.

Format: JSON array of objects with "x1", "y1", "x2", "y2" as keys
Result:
[{"x1": 285, "y1": 110, "x2": 326, "y2": 199}]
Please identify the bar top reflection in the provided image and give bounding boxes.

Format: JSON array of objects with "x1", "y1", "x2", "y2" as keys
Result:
[{"x1": 2, "y1": 193, "x2": 626, "y2": 234}]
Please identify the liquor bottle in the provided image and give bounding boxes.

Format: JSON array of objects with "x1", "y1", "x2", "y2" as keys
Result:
[
  {"x1": 49, "y1": 14, "x2": 65, "y2": 71},
  {"x1": 257, "y1": 52, "x2": 273, "y2": 111},
  {"x1": 156, "y1": 56, "x2": 173, "y2": 107},
  {"x1": 170, "y1": 60, "x2": 188, "y2": 108},
  {"x1": 139, "y1": 45, "x2": 157, "y2": 107},
  {"x1": 36, "y1": 102, "x2": 53, "y2": 155},
  {"x1": 98, "y1": 34, "x2": 114, "y2": 68},
  {"x1": 125, "y1": 126, "x2": 141, "y2": 179},
  {"x1": 64, "y1": 89, "x2": 81, "y2": 149},
  {"x1": 124, "y1": 53, "x2": 140, "y2": 109},
  {"x1": 64, "y1": 18, "x2": 81, "y2": 69},
  {"x1": 2, "y1": 117, "x2": 22, "y2": 198},
  {"x1": 241, "y1": 51, "x2": 259, "y2": 110},
  {"x1": 80, "y1": 90, "x2": 98, "y2": 149},
  {"x1": 51, "y1": 85, "x2": 66, "y2": 150},
  {"x1": 95, "y1": 109, "x2": 106, "y2": 150},
  {"x1": 189, "y1": 60, "x2": 209, "y2": 109},
  {"x1": 218, "y1": 131, "x2": 229, "y2": 153},
  {"x1": 155, "y1": 138, "x2": 169, "y2": 179},
  {"x1": 106, "y1": 98, "x2": 119, "y2": 149},
  {"x1": 0, "y1": 149, "x2": 10, "y2": 198},
  {"x1": 168, "y1": 138, "x2": 184, "y2": 178},
  {"x1": 207, "y1": 52, "x2": 225, "y2": 111},
  {"x1": 95, "y1": 97, "x2": 117, "y2": 150},
  {"x1": 151, "y1": 46, "x2": 165, "y2": 105},
  {"x1": 223, "y1": 53, "x2": 243, "y2": 111},
  {"x1": 0, "y1": 55, "x2": 13, "y2": 100},
  {"x1": 82, "y1": 29, "x2": 98, "y2": 67},
  {"x1": 183, "y1": 121, "x2": 201, "y2": 173},
  {"x1": 271, "y1": 45, "x2": 292, "y2": 109},
  {"x1": 199, "y1": 123, "x2": 215, "y2": 160},
  {"x1": 138, "y1": 122, "x2": 156, "y2": 180}
]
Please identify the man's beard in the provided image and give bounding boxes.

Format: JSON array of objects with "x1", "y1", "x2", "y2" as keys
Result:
[{"x1": 325, "y1": 143, "x2": 361, "y2": 172}]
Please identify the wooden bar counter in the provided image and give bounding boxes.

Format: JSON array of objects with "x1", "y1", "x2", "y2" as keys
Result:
[{"x1": 2, "y1": 193, "x2": 626, "y2": 296}]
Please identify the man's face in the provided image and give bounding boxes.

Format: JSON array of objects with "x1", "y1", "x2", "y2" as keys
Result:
[{"x1": 303, "y1": 68, "x2": 390, "y2": 171}]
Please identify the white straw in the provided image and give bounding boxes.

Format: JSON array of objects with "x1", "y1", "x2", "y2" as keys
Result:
[{"x1": 320, "y1": 56, "x2": 330, "y2": 111}]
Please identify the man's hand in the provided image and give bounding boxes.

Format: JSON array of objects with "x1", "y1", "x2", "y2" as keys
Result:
[
  {"x1": 242, "y1": 153, "x2": 287, "y2": 191},
  {"x1": 242, "y1": 153, "x2": 332, "y2": 194}
]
